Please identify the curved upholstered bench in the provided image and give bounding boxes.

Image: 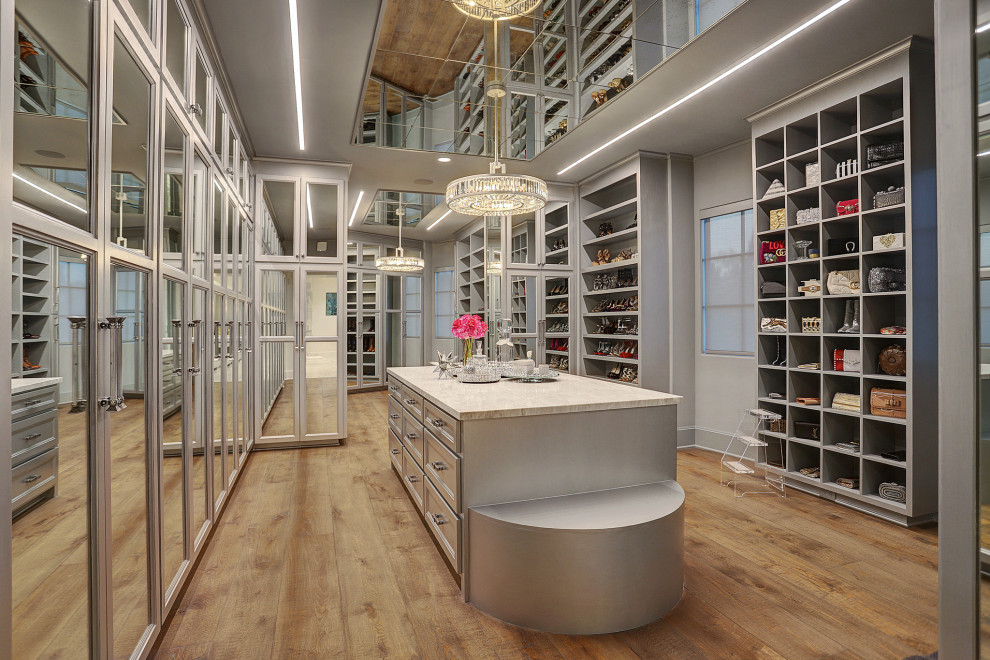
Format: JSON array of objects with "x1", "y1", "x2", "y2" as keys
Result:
[{"x1": 467, "y1": 480, "x2": 685, "y2": 635}]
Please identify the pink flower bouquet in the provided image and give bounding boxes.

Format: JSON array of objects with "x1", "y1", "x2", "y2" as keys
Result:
[{"x1": 452, "y1": 314, "x2": 488, "y2": 363}]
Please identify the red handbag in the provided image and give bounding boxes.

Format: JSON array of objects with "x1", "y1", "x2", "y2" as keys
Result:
[
  {"x1": 760, "y1": 240, "x2": 785, "y2": 265},
  {"x1": 836, "y1": 199, "x2": 859, "y2": 216}
]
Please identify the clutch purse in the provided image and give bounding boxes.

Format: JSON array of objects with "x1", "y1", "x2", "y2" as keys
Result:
[
  {"x1": 805, "y1": 162, "x2": 821, "y2": 186},
  {"x1": 873, "y1": 232, "x2": 905, "y2": 250},
  {"x1": 794, "y1": 421, "x2": 820, "y2": 440},
  {"x1": 760, "y1": 281, "x2": 786, "y2": 298},
  {"x1": 836, "y1": 199, "x2": 859, "y2": 216},
  {"x1": 832, "y1": 392, "x2": 862, "y2": 412},
  {"x1": 796, "y1": 207, "x2": 821, "y2": 224},
  {"x1": 769, "y1": 208, "x2": 786, "y2": 230},
  {"x1": 826, "y1": 269, "x2": 861, "y2": 295},
  {"x1": 873, "y1": 186, "x2": 905, "y2": 208},
  {"x1": 868, "y1": 267, "x2": 906, "y2": 293},
  {"x1": 796, "y1": 397, "x2": 821, "y2": 405},
  {"x1": 866, "y1": 141, "x2": 904, "y2": 168},
  {"x1": 881, "y1": 325, "x2": 907, "y2": 335},
  {"x1": 878, "y1": 344, "x2": 907, "y2": 376},
  {"x1": 761, "y1": 240, "x2": 786, "y2": 264},
  {"x1": 799, "y1": 279, "x2": 822, "y2": 296},
  {"x1": 870, "y1": 388, "x2": 907, "y2": 419},
  {"x1": 760, "y1": 317, "x2": 787, "y2": 333},
  {"x1": 833, "y1": 349, "x2": 862, "y2": 373}
]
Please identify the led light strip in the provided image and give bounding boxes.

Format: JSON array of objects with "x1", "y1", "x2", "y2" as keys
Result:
[
  {"x1": 426, "y1": 209, "x2": 453, "y2": 231},
  {"x1": 977, "y1": 21, "x2": 990, "y2": 33},
  {"x1": 557, "y1": 0, "x2": 855, "y2": 176},
  {"x1": 347, "y1": 190, "x2": 365, "y2": 227},
  {"x1": 13, "y1": 173, "x2": 87, "y2": 213},
  {"x1": 289, "y1": 0, "x2": 305, "y2": 150},
  {"x1": 307, "y1": 185, "x2": 314, "y2": 228}
]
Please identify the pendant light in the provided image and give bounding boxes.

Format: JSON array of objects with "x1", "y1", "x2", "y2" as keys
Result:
[
  {"x1": 445, "y1": 20, "x2": 548, "y2": 217},
  {"x1": 376, "y1": 204, "x2": 424, "y2": 272},
  {"x1": 450, "y1": 0, "x2": 540, "y2": 21}
]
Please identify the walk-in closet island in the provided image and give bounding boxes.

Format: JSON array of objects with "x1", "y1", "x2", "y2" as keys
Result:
[{"x1": 385, "y1": 366, "x2": 683, "y2": 634}]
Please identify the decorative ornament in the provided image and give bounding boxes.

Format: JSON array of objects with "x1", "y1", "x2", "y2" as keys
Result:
[{"x1": 434, "y1": 350, "x2": 457, "y2": 379}]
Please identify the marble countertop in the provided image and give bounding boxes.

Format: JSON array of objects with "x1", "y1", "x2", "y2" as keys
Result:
[
  {"x1": 11, "y1": 377, "x2": 62, "y2": 395},
  {"x1": 388, "y1": 367, "x2": 681, "y2": 421}
]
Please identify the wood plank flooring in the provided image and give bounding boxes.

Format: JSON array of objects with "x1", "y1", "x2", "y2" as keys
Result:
[{"x1": 154, "y1": 391, "x2": 941, "y2": 659}]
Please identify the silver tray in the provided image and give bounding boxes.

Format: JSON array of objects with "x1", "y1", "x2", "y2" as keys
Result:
[{"x1": 506, "y1": 369, "x2": 560, "y2": 382}]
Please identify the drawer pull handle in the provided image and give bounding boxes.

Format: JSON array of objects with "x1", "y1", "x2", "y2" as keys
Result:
[
  {"x1": 389, "y1": 385, "x2": 400, "y2": 392},
  {"x1": 390, "y1": 448, "x2": 400, "y2": 455},
  {"x1": 431, "y1": 513, "x2": 448, "y2": 526},
  {"x1": 406, "y1": 432, "x2": 417, "y2": 440},
  {"x1": 20, "y1": 400, "x2": 42, "y2": 407},
  {"x1": 23, "y1": 433, "x2": 42, "y2": 441},
  {"x1": 430, "y1": 461, "x2": 447, "y2": 471},
  {"x1": 405, "y1": 398, "x2": 418, "y2": 405},
  {"x1": 389, "y1": 414, "x2": 400, "y2": 420},
  {"x1": 431, "y1": 419, "x2": 446, "y2": 428},
  {"x1": 22, "y1": 474, "x2": 40, "y2": 484},
  {"x1": 406, "y1": 475, "x2": 419, "y2": 483}
]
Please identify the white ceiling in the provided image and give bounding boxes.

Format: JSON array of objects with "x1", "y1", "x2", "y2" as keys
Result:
[{"x1": 201, "y1": 0, "x2": 934, "y2": 241}]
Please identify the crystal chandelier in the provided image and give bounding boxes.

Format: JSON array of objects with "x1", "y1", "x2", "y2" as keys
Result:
[
  {"x1": 451, "y1": 0, "x2": 540, "y2": 20},
  {"x1": 376, "y1": 205, "x2": 424, "y2": 272},
  {"x1": 445, "y1": 20, "x2": 548, "y2": 217}
]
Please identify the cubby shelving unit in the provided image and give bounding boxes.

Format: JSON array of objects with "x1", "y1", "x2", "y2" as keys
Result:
[
  {"x1": 11, "y1": 235, "x2": 55, "y2": 379},
  {"x1": 455, "y1": 223, "x2": 487, "y2": 316},
  {"x1": 454, "y1": 42, "x2": 487, "y2": 156},
  {"x1": 345, "y1": 242, "x2": 383, "y2": 391},
  {"x1": 749, "y1": 41, "x2": 936, "y2": 525}
]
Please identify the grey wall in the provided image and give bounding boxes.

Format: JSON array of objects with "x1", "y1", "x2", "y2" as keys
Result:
[{"x1": 690, "y1": 140, "x2": 757, "y2": 452}]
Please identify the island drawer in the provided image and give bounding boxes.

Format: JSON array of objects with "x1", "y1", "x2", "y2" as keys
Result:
[
  {"x1": 401, "y1": 407, "x2": 425, "y2": 467},
  {"x1": 399, "y1": 384, "x2": 424, "y2": 422},
  {"x1": 387, "y1": 378, "x2": 402, "y2": 401},
  {"x1": 12, "y1": 385, "x2": 58, "y2": 422},
  {"x1": 424, "y1": 400, "x2": 460, "y2": 452},
  {"x1": 425, "y1": 478, "x2": 461, "y2": 572},
  {"x1": 425, "y1": 430, "x2": 461, "y2": 513},
  {"x1": 401, "y1": 447, "x2": 425, "y2": 513},
  {"x1": 12, "y1": 447, "x2": 58, "y2": 508},
  {"x1": 388, "y1": 427, "x2": 403, "y2": 472},
  {"x1": 387, "y1": 396, "x2": 402, "y2": 435},
  {"x1": 12, "y1": 409, "x2": 58, "y2": 465}
]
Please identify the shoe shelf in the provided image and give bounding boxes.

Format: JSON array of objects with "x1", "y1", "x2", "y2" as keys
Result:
[
  {"x1": 750, "y1": 44, "x2": 936, "y2": 524},
  {"x1": 11, "y1": 235, "x2": 54, "y2": 378}
]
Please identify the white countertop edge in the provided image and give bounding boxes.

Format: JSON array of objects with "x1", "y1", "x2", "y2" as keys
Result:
[
  {"x1": 11, "y1": 376, "x2": 63, "y2": 395},
  {"x1": 388, "y1": 367, "x2": 682, "y2": 421}
]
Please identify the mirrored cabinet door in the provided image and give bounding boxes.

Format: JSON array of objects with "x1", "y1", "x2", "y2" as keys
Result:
[
  {"x1": 165, "y1": 0, "x2": 188, "y2": 96},
  {"x1": 191, "y1": 152, "x2": 209, "y2": 279},
  {"x1": 224, "y1": 297, "x2": 236, "y2": 485},
  {"x1": 11, "y1": 237, "x2": 93, "y2": 659},
  {"x1": 191, "y1": 287, "x2": 209, "y2": 546},
  {"x1": 260, "y1": 179, "x2": 297, "y2": 258},
  {"x1": 212, "y1": 292, "x2": 226, "y2": 505},
  {"x1": 110, "y1": 264, "x2": 153, "y2": 660},
  {"x1": 510, "y1": 214, "x2": 538, "y2": 265},
  {"x1": 302, "y1": 271, "x2": 340, "y2": 440},
  {"x1": 305, "y1": 182, "x2": 339, "y2": 259},
  {"x1": 161, "y1": 279, "x2": 186, "y2": 596},
  {"x1": 163, "y1": 110, "x2": 187, "y2": 271},
  {"x1": 259, "y1": 269, "x2": 297, "y2": 444}
]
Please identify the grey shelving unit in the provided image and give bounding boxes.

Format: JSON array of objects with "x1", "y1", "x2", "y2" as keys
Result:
[
  {"x1": 11, "y1": 235, "x2": 55, "y2": 379},
  {"x1": 748, "y1": 40, "x2": 936, "y2": 525},
  {"x1": 455, "y1": 222, "x2": 486, "y2": 317}
]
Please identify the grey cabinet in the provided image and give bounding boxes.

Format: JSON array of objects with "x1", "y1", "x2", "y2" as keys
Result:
[{"x1": 11, "y1": 381, "x2": 60, "y2": 516}]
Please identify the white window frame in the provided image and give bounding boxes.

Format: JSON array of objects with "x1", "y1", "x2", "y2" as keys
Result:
[
  {"x1": 700, "y1": 206, "x2": 755, "y2": 356},
  {"x1": 434, "y1": 267, "x2": 455, "y2": 339}
]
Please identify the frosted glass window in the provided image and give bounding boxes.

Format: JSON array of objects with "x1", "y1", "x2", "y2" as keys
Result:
[
  {"x1": 434, "y1": 268, "x2": 455, "y2": 339},
  {"x1": 702, "y1": 209, "x2": 754, "y2": 355},
  {"x1": 697, "y1": 0, "x2": 745, "y2": 32}
]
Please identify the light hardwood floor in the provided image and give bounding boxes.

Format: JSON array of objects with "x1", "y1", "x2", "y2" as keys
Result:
[{"x1": 154, "y1": 391, "x2": 940, "y2": 659}]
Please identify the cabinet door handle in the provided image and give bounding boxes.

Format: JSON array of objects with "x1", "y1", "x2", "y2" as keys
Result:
[
  {"x1": 171, "y1": 319, "x2": 184, "y2": 374},
  {"x1": 430, "y1": 513, "x2": 447, "y2": 526},
  {"x1": 406, "y1": 432, "x2": 417, "y2": 440},
  {"x1": 22, "y1": 474, "x2": 40, "y2": 484},
  {"x1": 430, "y1": 461, "x2": 447, "y2": 471},
  {"x1": 23, "y1": 433, "x2": 42, "y2": 441},
  {"x1": 188, "y1": 320, "x2": 202, "y2": 374},
  {"x1": 99, "y1": 317, "x2": 127, "y2": 413}
]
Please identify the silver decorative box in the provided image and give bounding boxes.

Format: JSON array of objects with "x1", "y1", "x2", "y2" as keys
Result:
[{"x1": 805, "y1": 162, "x2": 821, "y2": 186}]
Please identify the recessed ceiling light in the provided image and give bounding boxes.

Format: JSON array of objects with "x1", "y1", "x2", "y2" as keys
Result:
[
  {"x1": 426, "y1": 209, "x2": 453, "y2": 231},
  {"x1": 415, "y1": 178, "x2": 434, "y2": 185},
  {"x1": 288, "y1": 0, "x2": 305, "y2": 150},
  {"x1": 438, "y1": 157, "x2": 452, "y2": 163},
  {"x1": 35, "y1": 149, "x2": 65, "y2": 159},
  {"x1": 557, "y1": 0, "x2": 855, "y2": 176},
  {"x1": 347, "y1": 190, "x2": 365, "y2": 227}
]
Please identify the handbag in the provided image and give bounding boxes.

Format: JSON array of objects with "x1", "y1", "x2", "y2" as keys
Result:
[
  {"x1": 805, "y1": 162, "x2": 821, "y2": 186},
  {"x1": 872, "y1": 232, "x2": 905, "y2": 250},
  {"x1": 832, "y1": 392, "x2": 861, "y2": 412},
  {"x1": 833, "y1": 349, "x2": 862, "y2": 373},
  {"x1": 769, "y1": 208, "x2": 786, "y2": 230},
  {"x1": 760, "y1": 317, "x2": 787, "y2": 333},
  {"x1": 868, "y1": 267, "x2": 906, "y2": 293},
  {"x1": 796, "y1": 397, "x2": 821, "y2": 405},
  {"x1": 798, "y1": 279, "x2": 821, "y2": 296},
  {"x1": 796, "y1": 208, "x2": 821, "y2": 224},
  {"x1": 873, "y1": 186, "x2": 905, "y2": 208},
  {"x1": 878, "y1": 344, "x2": 907, "y2": 376},
  {"x1": 866, "y1": 140, "x2": 904, "y2": 168},
  {"x1": 881, "y1": 325, "x2": 907, "y2": 335},
  {"x1": 827, "y1": 238, "x2": 859, "y2": 255},
  {"x1": 826, "y1": 269, "x2": 861, "y2": 295},
  {"x1": 794, "y1": 421, "x2": 820, "y2": 440},
  {"x1": 760, "y1": 281, "x2": 786, "y2": 298},
  {"x1": 761, "y1": 240, "x2": 785, "y2": 264},
  {"x1": 836, "y1": 199, "x2": 859, "y2": 216},
  {"x1": 870, "y1": 388, "x2": 907, "y2": 419}
]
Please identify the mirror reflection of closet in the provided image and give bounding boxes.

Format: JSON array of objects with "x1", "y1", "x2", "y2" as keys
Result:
[
  {"x1": 306, "y1": 182, "x2": 338, "y2": 258},
  {"x1": 261, "y1": 179, "x2": 296, "y2": 257},
  {"x1": 191, "y1": 287, "x2": 209, "y2": 538},
  {"x1": 191, "y1": 152, "x2": 209, "y2": 279},
  {"x1": 163, "y1": 111, "x2": 186, "y2": 270},
  {"x1": 510, "y1": 213, "x2": 537, "y2": 265},
  {"x1": 161, "y1": 278, "x2": 185, "y2": 592},
  {"x1": 212, "y1": 179, "x2": 223, "y2": 286},
  {"x1": 486, "y1": 216, "x2": 503, "y2": 359},
  {"x1": 110, "y1": 264, "x2": 152, "y2": 660},
  {"x1": 978, "y1": 0, "x2": 990, "y2": 641},
  {"x1": 225, "y1": 296, "x2": 237, "y2": 483},
  {"x1": 12, "y1": 0, "x2": 93, "y2": 231},
  {"x1": 11, "y1": 236, "x2": 92, "y2": 658}
]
